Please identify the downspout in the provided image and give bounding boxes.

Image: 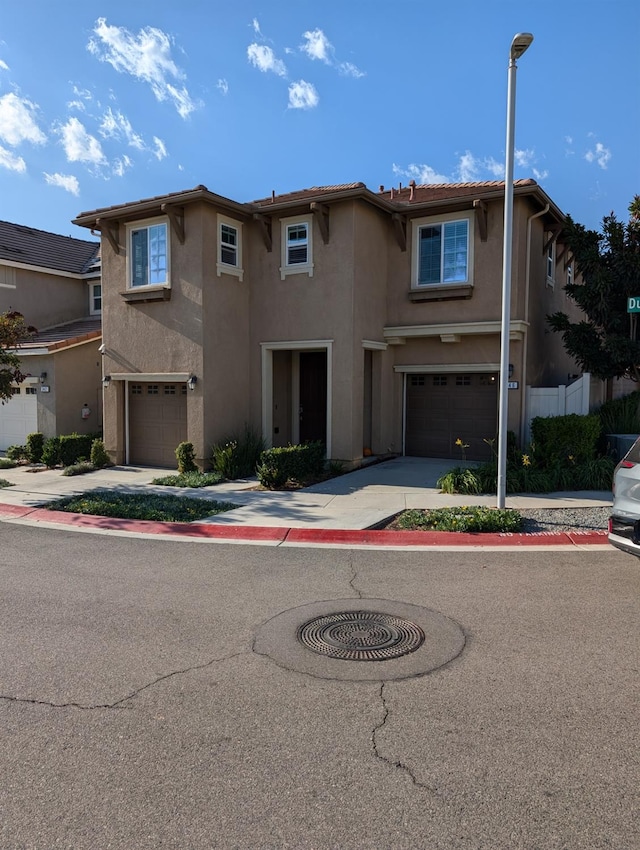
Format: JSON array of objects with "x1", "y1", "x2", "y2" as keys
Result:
[{"x1": 521, "y1": 203, "x2": 550, "y2": 445}]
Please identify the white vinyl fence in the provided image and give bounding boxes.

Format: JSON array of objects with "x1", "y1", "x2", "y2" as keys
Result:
[{"x1": 524, "y1": 373, "x2": 591, "y2": 444}]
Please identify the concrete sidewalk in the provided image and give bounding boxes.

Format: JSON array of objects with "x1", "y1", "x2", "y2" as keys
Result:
[{"x1": 0, "y1": 456, "x2": 612, "y2": 533}]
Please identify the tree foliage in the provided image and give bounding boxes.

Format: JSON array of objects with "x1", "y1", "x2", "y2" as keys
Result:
[
  {"x1": 547, "y1": 196, "x2": 640, "y2": 382},
  {"x1": 0, "y1": 311, "x2": 37, "y2": 403}
]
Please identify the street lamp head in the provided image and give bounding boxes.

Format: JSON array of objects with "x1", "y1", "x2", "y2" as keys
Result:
[{"x1": 510, "y1": 32, "x2": 534, "y2": 60}]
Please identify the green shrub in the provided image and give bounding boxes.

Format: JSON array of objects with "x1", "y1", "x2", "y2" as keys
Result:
[
  {"x1": 212, "y1": 426, "x2": 266, "y2": 479},
  {"x1": 41, "y1": 437, "x2": 60, "y2": 468},
  {"x1": 62, "y1": 461, "x2": 95, "y2": 477},
  {"x1": 573, "y1": 456, "x2": 615, "y2": 491},
  {"x1": 0, "y1": 458, "x2": 17, "y2": 469},
  {"x1": 26, "y1": 432, "x2": 44, "y2": 463},
  {"x1": 59, "y1": 433, "x2": 93, "y2": 467},
  {"x1": 175, "y1": 441, "x2": 197, "y2": 474},
  {"x1": 47, "y1": 491, "x2": 237, "y2": 522},
  {"x1": 397, "y1": 506, "x2": 523, "y2": 533},
  {"x1": 90, "y1": 438, "x2": 111, "y2": 469},
  {"x1": 596, "y1": 391, "x2": 640, "y2": 435},
  {"x1": 152, "y1": 471, "x2": 223, "y2": 487},
  {"x1": 256, "y1": 442, "x2": 325, "y2": 489},
  {"x1": 530, "y1": 413, "x2": 601, "y2": 467},
  {"x1": 6, "y1": 444, "x2": 26, "y2": 461},
  {"x1": 437, "y1": 467, "x2": 483, "y2": 495},
  {"x1": 0, "y1": 478, "x2": 14, "y2": 488}
]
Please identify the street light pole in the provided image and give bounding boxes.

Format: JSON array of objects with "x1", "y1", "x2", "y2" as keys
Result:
[{"x1": 497, "y1": 32, "x2": 533, "y2": 509}]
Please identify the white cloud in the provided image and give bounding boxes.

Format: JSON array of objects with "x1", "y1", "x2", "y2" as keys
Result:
[
  {"x1": 585, "y1": 141, "x2": 611, "y2": 169},
  {"x1": 300, "y1": 29, "x2": 332, "y2": 63},
  {"x1": 88, "y1": 17, "x2": 197, "y2": 119},
  {"x1": 338, "y1": 61, "x2": 365, "y2": 78},
  {"x1": 565, "y1": 135, "x2": 573, "y2": 145},
  {"x1": 288, "y1": 80, "x2": 319, "y2": 110},
  {"x1": 0, "y1": 92, "x2": 46, "y2": 146},
  {"x1": 57, "y1": 117, "x2": 106, "y2": 166},
  {"x1": 483, "y1": 156, "x2": 504, "y2": 177},
  {"x1": 0, "y1": 59, "x2": 9, "y2": 71},
  {"x1": 67, "y1": 99, "x2": 86, "y2": 112},
  {"x1": 251, "y1": 18, "x2": 263, "y2": 37},
  {"x1": 112, "y1": 154, "x2": 133, "y2": 177},
  {"x1": 514, "y1": 148, "x2": 535, "y2": 167},
  {"x1": 392, "y1": 162, "x2": 449, "y2": 184},
  {"x1": 72, "y1": 85, "x2": 92, "y2": 100},
  {"x1": 533, "y1": 168, "x2": 549, "y2": 181},
  {"x1": 153, "y1": 136, "x2": 167, "y2": 160},
  {"x1": 44, "y1": 172, "x2": 80, "y2": 195},
  {"x1": 247, "y1": 43, "x2": 287, "y2": 76},
  {"x1": 0, "y1": 144, "x2": 26, "y2": 172},
  {"x1": 99, "y1": 107, "x2": 145, "y2": 149},
  {"x1": 456, "y1": 151, "x2": 480, "y2": 182},
  {"x1": 217, "y1": 78, "x2": 229, "y2": 96}
]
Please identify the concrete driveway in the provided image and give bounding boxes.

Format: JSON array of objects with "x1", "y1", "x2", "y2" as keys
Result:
[{"x1": 0, "y1": 524, "x2": 637, "y2": 849}]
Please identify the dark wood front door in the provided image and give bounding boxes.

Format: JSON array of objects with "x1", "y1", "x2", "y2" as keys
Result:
[{"x1": 299, "y1": 351, "x2": 327, "y2": 445}]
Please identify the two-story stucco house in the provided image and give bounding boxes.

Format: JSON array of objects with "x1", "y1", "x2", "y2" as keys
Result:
[
  {"x1": 0, "y1": 220, "x2": 101, "y2": 451},
  {"x1": 72, "y1": 179, "x2": 582, "y2": 468}
]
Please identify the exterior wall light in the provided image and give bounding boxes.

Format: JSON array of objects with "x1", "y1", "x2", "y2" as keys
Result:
[
  {"x1": 187, "y1": 375, "x2": 197, "y2": 391},
  {"x1": 102, "y1": 375, "x2": 111, "y2": 388},
  {"x1": 40, "y1": 372, "x2": 47, "y2": 383}
]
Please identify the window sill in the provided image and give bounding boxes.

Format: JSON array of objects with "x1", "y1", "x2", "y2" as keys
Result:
[
  {"x1": 409, "y1": 283, "x2": 473, "y2": 302},
  {"x1": 280, "y1": 264, "x2": 314, "y2": 280},
  {"x1": 120, "y1": 286, "x2": 171, "y2": 303},
  {"x1": 216, "y1": 263, "x2": 244, "y2": 281}
]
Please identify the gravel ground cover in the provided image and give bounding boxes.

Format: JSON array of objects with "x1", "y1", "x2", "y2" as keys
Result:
[{"x1": 515, "y1": 506, "x2": 611, "y2": 533}]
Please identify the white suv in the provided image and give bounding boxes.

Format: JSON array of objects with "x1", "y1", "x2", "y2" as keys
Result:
[{"x1": 609, "y1": 436, "x2": 640, "y2": 556}]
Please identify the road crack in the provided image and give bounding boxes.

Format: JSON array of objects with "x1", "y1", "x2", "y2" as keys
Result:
[
  {"x1": 348, "y1": 554, "x2": 364, "y2": 598},
  {"x1": 371, "y1": 682, "x2": 438, "y2": 792},
  {"x1": 0, "y1": 649, "x2": 249, "y2": 711}
]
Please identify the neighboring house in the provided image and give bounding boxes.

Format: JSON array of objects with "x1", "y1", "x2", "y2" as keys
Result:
[
  {"x1": 0, "y1": 220, "x2": 101, "y2": 451},
  {"x1": 72, "y1": 179, "x2": 583, "y2": 468}
]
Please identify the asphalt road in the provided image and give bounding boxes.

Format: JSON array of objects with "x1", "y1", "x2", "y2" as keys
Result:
[{"x1": 1, "y1": 524, "x2": 638, "y2": 850}]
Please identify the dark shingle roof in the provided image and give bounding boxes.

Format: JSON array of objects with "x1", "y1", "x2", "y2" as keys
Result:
[
  {"x1": 20, "y1": 317, "x2": 102, "y2": 353},
  {"x1": 0, "y1": 220, "x2": 99, "y2": 274}
]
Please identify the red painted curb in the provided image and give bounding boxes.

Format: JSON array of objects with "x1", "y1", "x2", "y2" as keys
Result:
[{"x1": 0, "y1": 502, "x2": 609, "y2": 546}]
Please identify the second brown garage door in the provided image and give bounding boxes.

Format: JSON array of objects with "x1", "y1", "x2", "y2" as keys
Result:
[
  {"x1": 405, "y1": 373, "x2": 498, "y2": 460},
  {"x1": 129, "y1": 382, "x2": 187, "y2": 467}
]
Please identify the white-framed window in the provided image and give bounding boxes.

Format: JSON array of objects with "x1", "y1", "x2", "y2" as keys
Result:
[
  {"x1": 411, "y1": 212, "x2": 473, "y2": 288},
  {"x1": 546, "y1": 241, "x2": 556, "y2": 284},
  {"x1": 216, "y1": 215, "x2": 244, "y2": 280},
  {"x1": 127, "y1": 219, "x2": 169, "y2": 288},
  {"x1": 567, "y1": 262, "x2": 573, "y2": 286},
  {"x1": 280, "y1": 215, "x2": 314, "y2": 279},
  {"x1": 89, "y1": 282, "x2": 102, "y2": 314}
]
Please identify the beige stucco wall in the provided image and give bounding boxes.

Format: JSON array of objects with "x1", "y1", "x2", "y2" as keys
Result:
[
  {"x1": 0, "y1": 265, "x2": 90, "y2": 328},
  {"x1": 54, "y1": 341, "x2": 103, "y2": 437}
]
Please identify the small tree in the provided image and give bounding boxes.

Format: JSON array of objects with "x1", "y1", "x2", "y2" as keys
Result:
[
  {"x1": 0, "y1": 312, "x2": 37, "y2": 402},
  {"x1": 547, "y1": 196, "x2": 640, "y2": 391}
]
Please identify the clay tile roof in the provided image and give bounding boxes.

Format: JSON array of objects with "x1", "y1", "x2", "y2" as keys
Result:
[
  {"x1": 253, "y1": 183, "x2": 367, "y2": 206},
  {"x1": 22, "y1": 317, "x2": 102, "y2": 353},
  {"x1": 0, "y1": 220, "x2": 99, "y2": 274},
  {"x1": 379, "y1": 179, "x2": 538, "y2": 205}
]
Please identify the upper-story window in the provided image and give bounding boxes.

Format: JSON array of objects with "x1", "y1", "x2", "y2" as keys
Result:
[
  {"x1": 280, "y1": 215, "x2": 313, "y2": 279},
  {"x1": 128, "y1": 220, "x2": 169, "y2": 288},
  {"x1": 567, "y1": 262, "x2": 573, "y2": 287},
  {"x1": 89, "y1": 282, "x2": 102, "y2": 314},
  {"x1": 411, "y1": 212, "x2": 473, "y2": 289},
  {"x1": 217, "y1": 215, "x2": 244, "y2": 280},
  {"x1": 546, "y1": 241, "x2": 556, "y2": 285}
]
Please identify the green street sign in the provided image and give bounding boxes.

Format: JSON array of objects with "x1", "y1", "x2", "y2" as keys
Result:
[{"x1": 628, "y1": 297, "x2": 640, "y2": 312}]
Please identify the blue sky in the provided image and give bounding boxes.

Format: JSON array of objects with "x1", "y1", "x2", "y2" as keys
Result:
[{"x1": 1, "y1": 0, "x2": 638, "y2": 240}]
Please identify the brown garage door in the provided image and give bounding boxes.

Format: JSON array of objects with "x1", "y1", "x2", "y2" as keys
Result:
[
  {"x1": 405, "y1": 373, "x2": 498, "y2": 460},
  {"x1": 129, "y1": 382, "x2": 187, "y2": 467}
]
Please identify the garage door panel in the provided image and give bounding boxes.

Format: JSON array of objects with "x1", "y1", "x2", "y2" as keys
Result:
[
  {"x1": 129, "y1": 383, "x2": 187, "y2": 467},
  {"x1": 0, "y1": 387, "x2": 38, "y2": 451},
  {"x1": 406, "y1": 373, "x2": 498, "y2": 460}
]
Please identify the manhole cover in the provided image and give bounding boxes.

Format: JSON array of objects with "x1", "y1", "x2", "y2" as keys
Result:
[{"x1": 297, "y1": 610, "x2": 425, "y2": 661}]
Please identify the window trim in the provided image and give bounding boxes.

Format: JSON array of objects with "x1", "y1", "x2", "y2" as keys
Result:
[
  {"x1": 279, "y1": 215, "x2": 314, "y2": 280},
  {"x1": 411, "y1": 210, "x2": 474, "y2": 290},
  {"x1": 546, "y1": 240, "x2": 556, "y2": 286},
  {"x1": 89, "y1": 281, "x2": 102, "y2": 315},
  {"x1": 125, "y1": 217, "x2": 170, "y2": 290},
  {"x1": 217, "y1": 214, "x2": 244, "y2": 281}
]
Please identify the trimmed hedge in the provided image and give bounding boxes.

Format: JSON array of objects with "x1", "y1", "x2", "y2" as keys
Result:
[
  {"x1": 530, "y1": 413, "x2": 601, "y2": 467},
  {"x1": 59, "y1": 433, "x2": 94, "y2": 467},
  {"x1": 257, "y1": 442, "x2": 325, "y2": 489}
]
